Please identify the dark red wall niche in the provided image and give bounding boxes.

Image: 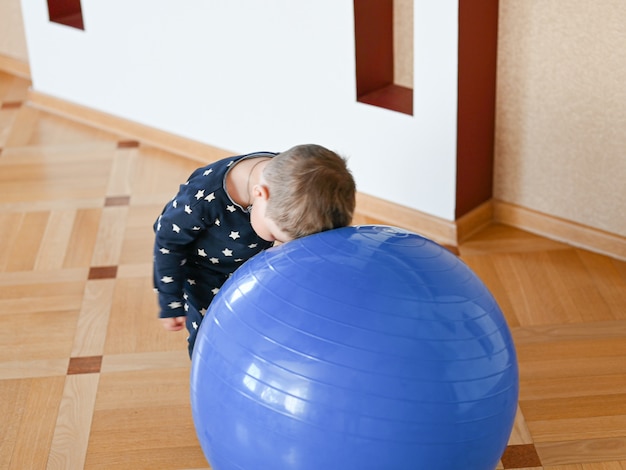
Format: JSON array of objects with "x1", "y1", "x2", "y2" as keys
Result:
[
  {"x1": 47, "y1": 0, "x2": 84, "y2": 30},
  {"x1": 354, "y1": 0, "x2": 413, "y2": 115},
  {"x1": 455, "y1": 0, "x2": 499, "y2": 218}
]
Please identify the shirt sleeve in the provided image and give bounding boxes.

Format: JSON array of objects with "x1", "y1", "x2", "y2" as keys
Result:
[{"x1": 153, "y1": 175, "x2": 212, "y2": 318}]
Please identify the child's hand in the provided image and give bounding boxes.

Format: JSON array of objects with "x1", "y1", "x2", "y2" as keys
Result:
[{"x1": 160, "y1": 316, "x2": 186, "y2": 331}]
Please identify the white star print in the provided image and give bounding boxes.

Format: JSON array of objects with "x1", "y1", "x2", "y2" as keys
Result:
[
  {"x1": 195, "y1": 189, "x2": 205, "y2": 200},
  {"x1": 226, "y1": 205, "x2": 236, "y2": 212},
  {"x1": 203, "y1": 169, "x2": 213, "y2": 176},
  {"x1": 172, "y1": 200, "x2": 178, "y2": 208},
  {"x1": 248, "y1": 243, "x2": 258, "y2": 248},
  {"x1": 229, "y1": 231, "x2": 240, "y2": 240},
  {"x1": 212, "y1": 287, "x2": 220, "y2": 295},
  {"x1": 235, "y1": 258, "x2": 244, "y2": 262},
  {"x1": 222, "y1": 248, "x2": 233, "y2": 256},
  {"x1": 161, "y1": 276, "x2": 174, "y2": 283},
  {"x1": 159, "y1": 248, "x2": 170, "y2": 254},
  {"x1": 205, "y1": 192, "x2": 216, "y2": 202},
  {"x1": 184, "y1": 303, "x2": 189, "y2": 312},
  {"x1": 184, "y1": 205, "x2": 192, "y2": 214},
  {"x1": 198, "y1": 249, "x2": 207, "y2": 257},
  {"x1": 209, "y1": 257, "x2": 219, "y2": 264},
  {"x1": 192, "y1": 226, "x2": 201, "y2": 230},
  {"x1": 215, "y1": 218, "x2": 221, "y2": 226},
  {"x1": 172, "y1": 224, "x2": 181, "y2": 233},
  {"x1": 200, "y1": 308, "x2": 207, "y2": 316},
  {"x1": 187, "y1": 279, "x2": 196, "y2": 285},
  {"x1": 168, "y1": 301, "x2": 182, "y2": 309},
  {"x1": 192, "y1": 321, "x2": 198, "y2": 330}
]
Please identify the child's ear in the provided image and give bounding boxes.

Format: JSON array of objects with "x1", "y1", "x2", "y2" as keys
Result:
[{"x1": 252, "y1": 184, "x2": 270, "y2": 201}]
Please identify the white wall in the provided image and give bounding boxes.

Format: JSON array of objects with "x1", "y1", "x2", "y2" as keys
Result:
[{"x1": 21, "y1": 0, "x2": 459, "y2": 221}]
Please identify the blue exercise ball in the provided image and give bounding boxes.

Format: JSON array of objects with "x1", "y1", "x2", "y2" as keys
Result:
[{"x1": 190, "y1": 225, "x2": 518, "y2": 470}]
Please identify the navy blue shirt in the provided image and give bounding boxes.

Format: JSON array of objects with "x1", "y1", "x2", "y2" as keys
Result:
[{"x1": 153, "y1": 152, "x2": 275, "y2": 320}]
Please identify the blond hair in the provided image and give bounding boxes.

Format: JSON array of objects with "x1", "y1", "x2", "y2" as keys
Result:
[{"x1": 263, "y1": 144, "x2": 356, "y2": 239}]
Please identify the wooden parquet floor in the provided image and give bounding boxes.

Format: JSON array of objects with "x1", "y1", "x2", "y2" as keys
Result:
[{"x1": 1, "y1": 69, "x2": 626, "y2": 469}]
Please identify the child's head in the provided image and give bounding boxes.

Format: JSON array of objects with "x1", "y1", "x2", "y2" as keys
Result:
[{"x1": 252, "y1": 144, "x2": 356, "y2": 241}]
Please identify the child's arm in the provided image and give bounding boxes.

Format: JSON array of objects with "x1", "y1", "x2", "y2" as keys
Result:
[
  {"x1": 153, "y1": 215, "x2": 190, "y2": 322},
  {"x1": 153, "y1": 171, "x2": 210, "y2": 324}
]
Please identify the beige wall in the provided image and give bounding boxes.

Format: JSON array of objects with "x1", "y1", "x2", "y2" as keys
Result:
[
  {"x1": 495, "y1": 0, "x2": 626, "y2": 237},
  {"x1": 394, "y1": 0, "x2": 413, "y2": 89},
  {"x1": 0, "y1": 0, "x2": 28, "y2": 62}
]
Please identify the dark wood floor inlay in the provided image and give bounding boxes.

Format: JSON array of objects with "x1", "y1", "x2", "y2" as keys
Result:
[
  {"x1": 117, "y1": 140, "x2": 140, "y2": 148},
  {"x1": 67, "y1": 356, "x2": 103, "y2": 375},
  {"x1": 88, "y1": 266, "x2": 118, "y2": 280},
  {"x1": 105, "y1": 196, "x2": 131, "y2": 207},
  {"x1": 1, "y1": 101, "x2": 23, "y2": 109},
  {"x1": 501, "y1": 444, "x2": 542, "y2": 469}
]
